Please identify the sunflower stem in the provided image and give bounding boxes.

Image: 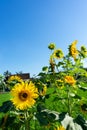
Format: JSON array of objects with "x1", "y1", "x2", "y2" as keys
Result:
[
  {"x1": 25, "y1": 119, "x2": 30, "y2": 130},
  {"x1": 24, "y1": 111, "x2": 30, "y2": 130},
  {"x1": 67, "y1": 86, "x2": 71, "y2": 116}
]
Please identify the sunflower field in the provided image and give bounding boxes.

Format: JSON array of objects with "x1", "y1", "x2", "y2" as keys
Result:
[{"x1": 0, "y1": 40, "x2": 87, "y2": 130}]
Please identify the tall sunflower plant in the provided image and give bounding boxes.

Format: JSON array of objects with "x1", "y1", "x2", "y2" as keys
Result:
[{"x1": 0, "y1": 40, "x2": 87, "y2": 130}]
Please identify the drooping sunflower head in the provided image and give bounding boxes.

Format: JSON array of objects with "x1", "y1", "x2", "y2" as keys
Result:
[
  {"x1": 48, "y1": 43, "x2": 56, "y2": 50},
  {"x1": 40, "y1": 85, "x2": 47, "y2": 96},
  {"x1": 53, "y1": 49, "x2": 64, "y2": 59},
  {"x1": 64, "y1": 75, "x2": 76, "y2": 86},
  {"x1": 36, "y1": 82, "x2": 47, "y2": 96},
  {"x1": 55, "y1": 79, "x2": 64, "y2": 89},
  {"x1": 10, "y1": 81, "x2": 38, "y2": 110},
  {"x1": 68, "y1": 40, "x2": 78, "y2": 59},
  {"x1": 72, "y1": 40, "x2": 78, "y2": 46},
  {"x1": 54, "y1": 126, "x2": 65, "y2": 130}
]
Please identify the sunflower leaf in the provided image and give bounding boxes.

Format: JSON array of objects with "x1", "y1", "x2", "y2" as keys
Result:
[{"x1": 0, "y1": 101, "x2": 13, "y2": 113}]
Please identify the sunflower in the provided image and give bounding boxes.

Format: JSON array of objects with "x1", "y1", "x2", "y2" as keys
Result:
[
  {"x1": 69, "y1": 40, "x2": 78, "y2": 59},
  {"x1": 40, "y1": 85, "x2": 47, "y2": 96},
  {"x1": 53, "y1": 49, "x2": 64, "y2": 59},
  {"x1": 64, "y1": 75, "x2": 76, "y2": 85},
  {"x1": 8, "y1": 75, "x2": 23, "y2": 83},
  {"x1": 10, "y1": 81, "x2": 38, "y2": 110},
  {"x1": 55, "y1": 79, "x2": 64, "y2": 89},
  {"x1": 48, "y1": 43, "x2": 56, "y2": 50},
  {"x1": 37, "y1": 82, "x2": 47, "y2": 96},
  {"x1": 54, "y1": 126, "x2": 65, "y2": 130}
]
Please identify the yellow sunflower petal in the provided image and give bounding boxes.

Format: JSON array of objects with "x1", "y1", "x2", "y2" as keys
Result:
[{"x1": 64, "y1": 75, "x2": 76, "y2": 85}]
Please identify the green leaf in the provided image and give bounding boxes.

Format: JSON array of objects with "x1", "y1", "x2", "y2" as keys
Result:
[
  {"x1": 36, "y1": 104, "x2": 60, "y2": 125},
  {"x1": 0, "y1": 114, "x2": 15, "y2": 128},
  {"x1": 46, "y1": 87, "x2": 55, "y2": 95},
  {"x1": 35, "y1": 112, "x2": 49, "y2": 126},
  {"x1": 0, "y1": 101, "x2": 13, "y2": 113}
]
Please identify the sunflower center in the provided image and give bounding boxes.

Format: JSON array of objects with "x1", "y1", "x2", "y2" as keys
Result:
[
  {"x1": 56, "y1": 52, "x2": 59, "y2": 57},
  {"x1": 19, "y1": 91, "x2": 28, "y2": 101}
]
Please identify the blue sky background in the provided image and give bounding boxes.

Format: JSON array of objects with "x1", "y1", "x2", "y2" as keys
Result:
[{"x1": 0, "y1": 0, "x2": 87, "y2": 77}]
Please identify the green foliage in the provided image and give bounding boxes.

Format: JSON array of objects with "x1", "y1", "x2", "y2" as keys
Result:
[
  {"x1": 0, "y1": 40, "x2": 87, "y2": 129},
  {"x1": 0, "y1": 93, "x2": 11, "y2": 106},
  {"x1": 0, "y1": 101, "x2": 13, "y2": 113}
]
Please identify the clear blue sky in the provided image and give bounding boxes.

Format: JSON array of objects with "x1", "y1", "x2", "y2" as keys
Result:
[{"x1": 0, "y1": 0, "x2": 87, "y2": 77}]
